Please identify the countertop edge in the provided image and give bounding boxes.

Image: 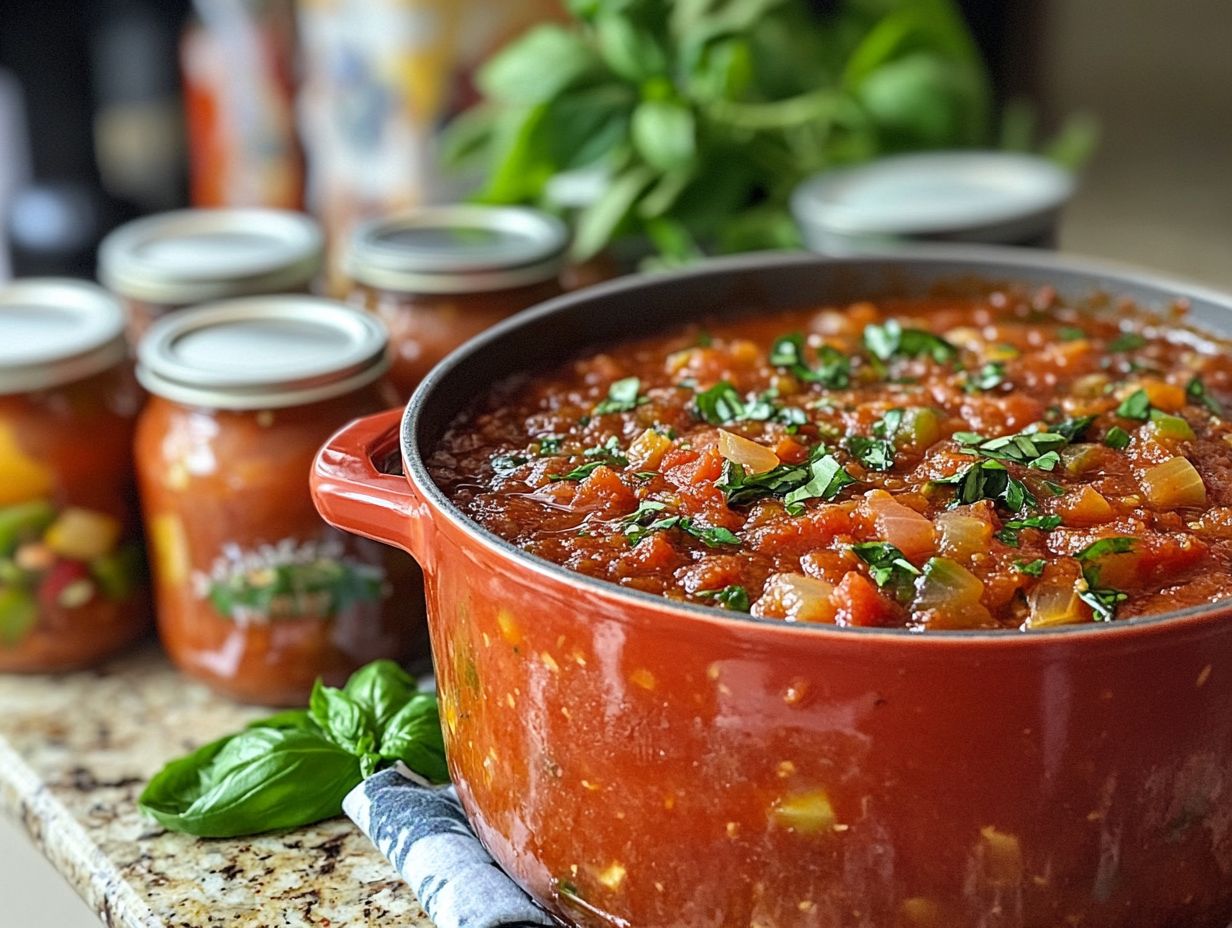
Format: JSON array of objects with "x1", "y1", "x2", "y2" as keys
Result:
[{"x1": 0, "y1": 738, "x2": 164, "y2": 928}]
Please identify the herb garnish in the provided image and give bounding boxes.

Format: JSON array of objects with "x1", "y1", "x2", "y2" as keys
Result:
[
  {"x1": 845, "y1": 434, "x2": 895, "y2": 471},
  {"x1": 718, "y1": 445, "x2": 857, "y2": 514},
  {"x1": 1187, "y1": 376, "x2": 1224, "y2": 416},
  {"x1": 491, "y1": 453, "x2": 529, "y2": 475},
  {"x1": 537, "y1": 435, "x2": 564, "y2": 455},
  {"x1": 995, "y1": 514, "x2": 1062, "y2": 547},
  {"x1": 1074, "y1": 536, "x2": 1135, "y2": 621},
  {"x1": 1057, "y1": 327, "x2": 1086, "y2": 342},
  {"x1": 934, "y1": 460, "x2": 1036, "y2": 513},
  {"x1": 863, "y1": 320, "x2": 959, "y2": 365},
  {"x1": 1104, "y1": 426, "x2": 1131, "y2": 450},
  {"x1": 1115, "y1": 389, "x2": 1151, "y2": 420},
  {"x1": 549, "y1": 461, "x2": 605, "y2": 481},
  {"x1": 584, "y1": 436, "x2": 629, "y2": 468},
  {"x1": 1013, "y1": 558, "x2": 1046, "y2": 576},
  {"x1": 956, "y1": 418, "x2": 1093, "y2": 471},
  {"x1": 693, "y1": 380, "x2": 805, "y2": 428},
  {"x1": 770, "y1": 334, "x2": 851, "y2": 389},
  {"x1": 593, "y1": 376, "x2": 645, "y2": 415},
  {"x1": 1108, "y1": 332, "x2": 1147, "y2": 352},
  {"x1": 698, "y1": 585, "x2": 751, "y2": 612},
  {"x1": 850, "y1": 542, "x2": 921, "y2": 593},
  {"x1": 620, "y1": 500, "x2": 740, "y2": 548},
  {"x1": 964, "y1": 361, "x2": 1006, "y2": 393}
]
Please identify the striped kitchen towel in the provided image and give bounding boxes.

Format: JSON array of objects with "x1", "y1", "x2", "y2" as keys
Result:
[{"x1": 343, "y1": 767, "x2": 556, "y2": 928}]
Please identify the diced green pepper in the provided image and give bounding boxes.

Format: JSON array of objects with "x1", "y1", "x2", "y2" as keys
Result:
[
  {"x1": 1148, "y1": 409, "x2": 1196, "y2": 441},
  {"x1": 0, "y1": 586, "x2": 37, "y2": 647},
  {"x1": 90, "y1": 544, "x2": 143, "y2": 601},
  {"x1": 0, "y1": 500, "x2": 56, "y2": 557},
  {"x1": 901, "y1": 407, "x2": 942, "y2": 450}
]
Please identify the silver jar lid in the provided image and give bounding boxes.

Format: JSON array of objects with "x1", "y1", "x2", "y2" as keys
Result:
[
  {"x1": 792, "y1": 151, "x2": 1075, "y2": 252},
  {"x1": 0, "y1": 278, "x2": 128, "y2": 394},
  {"x1": 136, "y1": 296, "x2": 390, "y2": 410},
  {"x1": 345, "y1": 205, "x2": 569, "y2": 294},
  {"x1": 98, "y1": 208, "x2": 324, "y2": 304}
]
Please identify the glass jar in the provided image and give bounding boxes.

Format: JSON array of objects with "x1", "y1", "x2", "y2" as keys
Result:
[
  {"x1": 345, "y1": 205, "x2": 567, "y2": 399},
  {"x1": 98, "y1": 208, "x2": 323, "y2": 342},
  {"x1": 0, "y1": 280, "x2": 147, "y2": 672},
  {"x1": 134, "y1": 296, "x2": 423, "y2": 705}
]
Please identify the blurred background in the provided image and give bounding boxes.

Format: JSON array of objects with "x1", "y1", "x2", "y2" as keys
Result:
[{"x1": 0, "y1": 0, "x2": 1228, "y2": 288}]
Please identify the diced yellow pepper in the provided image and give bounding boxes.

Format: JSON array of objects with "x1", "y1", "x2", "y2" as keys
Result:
[
  {"x1": 43, "y1": 508, "x2": 121, "y2": 561},
  {"x1": 0, "y1": 424, "x2": 54, "y2": 506},
  {"x1": 149, "y1": 512, "x2": 190, "y2": 586},
  {"x1": 771, "y1": 789, "x2": 837, "y2": 834}
]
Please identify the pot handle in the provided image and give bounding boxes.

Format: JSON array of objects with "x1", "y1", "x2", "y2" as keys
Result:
[{"x1": 311, "y1": 408, "x2": 433, "y2": 569}]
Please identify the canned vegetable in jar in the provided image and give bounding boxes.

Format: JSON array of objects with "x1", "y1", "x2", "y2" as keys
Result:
[
  {"x1": 0, "y1": 280, "x2": 148, "y2": 671},
  {"x1": 134, "y1": 297, "x2": 423, "y2": 705},
  {"x1": 345, "y1": 205, "x2": 567, "y2": 399},
  {"x1": 98, "y1": 208, "x2": 323, "y2": 342}
]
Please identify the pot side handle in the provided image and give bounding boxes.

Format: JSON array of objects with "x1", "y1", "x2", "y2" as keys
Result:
[{"x1": 311, "y1": 408, "x2": 433, "y2": 569}]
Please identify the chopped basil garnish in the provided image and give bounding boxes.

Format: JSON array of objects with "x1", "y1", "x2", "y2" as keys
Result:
[
  {"x1": 548, "y1": 461, "x2": 606, "y2": 482},
  {"x1": 934, "y1": 460, "x2": 1036, "y2": 513},
  {"x1": 697, "y1": 585, "x2": 751, "y2": 612},
  {"x1": 1013, "y1": 558, "x2": 1047, "y2": 576},
  {"x1": 850, "y1": 541, "x2": 921, "y2": 592},
  {"x1": 718, "y1": 445, "x2": 856, "y2": 512},
  {"x1": 863, "y1": 320, "x2": 958, "y2": 365},
  {"x1": 1108, "y1": 332, "x2": 1147, "y2": 352},
  {"x1": 1187, "y1": 376, "x2": 1224, "y2": 416},
  {"x1": 537, "y1": 435, "x2": 564, "y2": 455},
  {"x1": 584, "y1": 436, "x2": 629, "y2": 468},
  {"x1": 620, "y1": 500, "x2": 739, "y2": 548},
  {"x1": 1073, "y1": 536, "x2": 1135, "y2": 622},
  {"x1": 964, "y1": 361, "x2": 1006, "y2": 393},
  {"x1": 693, "y1": 381, "x2": 805, "y2": 428},
  {"x1": 845, "y1": 434, "x2": 895, "y2": 471},
  {"x1": 491, "y1": 453, "x2": 529, "y2": 475},
  {"x1": 873, "y1": 408, "x2": 905, "y2": 442},
  {"x1": 957, "y1": 418, "x2": 1093, "y2": 469},
  {"x1": 1116, "y1": 389, "x2": 1151, "y2": 420},
  {"x1": 1057, "y1": 326, "x2": 1086, "y2": 342},
  {"x1": 1104, "y1": 426, "x2": 1131, "y2": 450},
  {"x1": 1053, "y1": 416, "x2": 1097, "y2": 443},
  {"x1": 995, "y1": 514, "x2": 1061, "y2": 547},
  {"x1": 769, "y1": 333, "x2": 850, "y2": 388},
  {"x1": 593, "y1": 377, "x2": 645, "y2": 415}
]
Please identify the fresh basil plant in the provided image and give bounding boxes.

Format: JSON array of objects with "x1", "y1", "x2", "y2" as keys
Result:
[{"x1": 139, "y1": 661, "x2": 448, "y2": 838}]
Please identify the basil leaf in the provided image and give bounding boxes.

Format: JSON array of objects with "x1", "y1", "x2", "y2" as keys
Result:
[
  {"x1": 139, "y1": 727, "x2": 363, "y2": 838},
  {"x1": 584, "y1": 436, "x2": 629, "y2": 467},
  {"x1": 863, "y1": 320, "x2": 958, "y2": 364},
  {"x1": 1057, "y1": 327, "x2": 1086, "y2": 342},
  {"x1": 476, "y1": 25, "x2": 599, "y2": 104},
  {"x1": 1187, "y1": 376, "x2": 1224, "y2": 416},
  {"x1": 309, "y1": 681, "x2": 380, "y2": 774},
  {"x1": 783, "y1": 453, "x2": 857, "y2": 511},
  {"x1": 845, "y1": 434, "x2": 895, "y2": 471},
  {"x1": 379, "y1": 694, "x2": 450, "y2": 784},
  {"x1": 1116, "y1": 389, "x2": 1151, "y2": 420},
  {"x1": 995, "y1": 514, "x2": 1061, "y2": 547},
  {"x1": 1104, "y1": 426, "x2": 1131, "y2": 450},
  {"x1": 548, "y1": 461, "x2": 606, "y2": 482},
  {"x1": 632, "y1": 99, "x2": 696, "y2": 172},
  {"x1": 1075, "y1": 537, "x2": 1136, "y2": 561},
  {"x1": 593, "y1": 376, "x2": 645, "y2": 415},
  {"x1": 1108, "y1": 332, "x2": 1146, "y2": 352},
  {"x1": 491, "y1": 453, "x2": 529, "y2": 475},
  {"x1": 1013, "y1": 558, "x2": 1047, "y2": 576},
  {"x1": 770, "y1": 334, "x2": 850, "y2": 388},
  {"x1": 850, "y1": 542, "x2": 920, "y2": 591},
  {"x1": 936, "y1": 460, "x2": 1036, "y2": 513},
  {"x1": 694, "y1": 381, "x2": 747, "y2": 424},
  {"x1": 343, "y1": 660, "x2": 418, "y2": 733},
  {"x1": 698, "y1": 585, "x2": 751, "y2": 612},
  {"x1": 964, "y1": 361, "x2": 1006, "y2": 393},
  {"x1": 1078, "y1": 584, "x2": 1128, "y2": 622}
]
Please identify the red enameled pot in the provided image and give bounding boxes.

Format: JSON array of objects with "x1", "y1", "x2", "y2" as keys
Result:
[{"x1": 312, "y1": 249, "x2": 1232, "y2": 928}]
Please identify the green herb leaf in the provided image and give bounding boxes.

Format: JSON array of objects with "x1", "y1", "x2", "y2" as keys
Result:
[
  {"x1": 632, "y1": 99, "x2": 696, "y2": 172},
  {"x1": 935, "y1": 460, "x2": 1037, "y2": 513},
  {"x1": 697, "y1": 584, "x2": 751, "y2": 612},
  {"x1": 548, "y1": 461, "x2": 605, "y2": 482},
  {"x1": 782, "y1": 453, "x2": 858, "y2": 512},
  {"x1": 694, "y1": 381, "x2": 747, "y2": 424},
  {"x1": 1108, "y1": 332, "x2": 1147, "y2": 352},
  {"x1": 964, "y1": 361, "x2": 1006, "y2": 393},
  {"x1": 863, "y1": 320, "x2": 958, "y2": 365},
  {"x1": 491, "y1": 453, "x2": 529, "y2": 475},
  {"x1": 995, "y1": 514, "x2": 1062, "y2": 547},
  {"x1": 1075, "y1": 537, "x2": 1136, "y2": 561},
  {"x1": 309, "y1": 682, "x2": 380, "y2": 774},
  {"x1": 1057, "y1": 327, "x2": 1086, "y2": 342},
  {"x1": 341, "y1": 660, "x2": 418, "y2": 733},
  {"x1": 475, "y1": 24, "x2": 599, "y2": 104},
  {"x1": 378, "y1": 694, "x2": 449, "y2": 783},
  {"x1": 593, "y1": 376, "x2": 645, "y2": 415},
  {"x1": 850, "y1": 541, "x2": 921, "y2": 591},
  {"x1": 845, "y1": 434, "x2": 895, "y2": 471},
  {"x1": 1077, "y1": 584, "x2": 1128, "y2": 622},
  {"x1": 1013, "y1": 558, "x2": 1047, "y2": 576},
  {"x1": 1053, "y1": 416, "x2": 1097, "y2": 443},
  {"x1": 1187, "y1": 376, "x2": 1224, "y2": 416},
  {"x1": 770, "y1": 333, "x2": 850, "y2": 388},
  {"x1": 584, "y1": 436, "x2": 629, "y2": 467},
  {"x1": 1104, "y1": 426, "x2": 1131, "y2": 450},
  {"x1": 537, "y1": 435, "x2": 565, "y2": 455},
  {"x1": 1116, "y1": 389, "x2": 1151, "y2": 420}
]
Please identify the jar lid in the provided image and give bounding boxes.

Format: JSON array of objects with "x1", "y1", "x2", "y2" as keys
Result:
[
  {"x1": 345, "y1": 205, "x2": 569, "y2": 294},
  {"x1": 136, "y1": 296, "x2": 390, "y2": 410},
  {"x1": 0, "y1": 278, "x2": 128, "y2": 394},
  {"x1": 98, "y1": 208, "x2": 324, "y2": 304},
  {"x1": 791, "y1": 151, "x2": 1075, "y2": 249}
]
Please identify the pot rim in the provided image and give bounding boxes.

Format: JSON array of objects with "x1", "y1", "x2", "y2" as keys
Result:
[{"x1": 401, "y1": 244, "x2": 1232, "y2": 644}]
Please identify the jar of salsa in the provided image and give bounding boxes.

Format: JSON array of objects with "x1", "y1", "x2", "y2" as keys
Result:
[
  {"x1": 98, "y1": 208, "x2": 323, "y2": 342},
  {"x1": 344, "y1": 205, "x2": 567, "y2": 399},
  {"x1": 134, "y1": 296, "x2": 423, "y2": 704},
  {"x1": 0, "y1": 280, "x2": 147, "y2": 671}
]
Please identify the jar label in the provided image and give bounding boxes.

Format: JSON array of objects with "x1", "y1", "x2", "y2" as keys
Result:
[{"x1": 192, "y1": 536, "x2": 388, "y2": 625}]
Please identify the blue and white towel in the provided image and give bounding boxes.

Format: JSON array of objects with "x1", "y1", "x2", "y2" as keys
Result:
[{"x1": 343, "y1": 767, "x2": 556, "y2": 928}]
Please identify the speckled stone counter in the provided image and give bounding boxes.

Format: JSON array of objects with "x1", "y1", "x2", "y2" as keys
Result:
[{"x1": 0, "y1": 644, "x2": 434, "y2": 928}]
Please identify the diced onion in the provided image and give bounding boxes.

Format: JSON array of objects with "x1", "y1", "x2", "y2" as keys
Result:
[
  {"x1": 866, "y1": 491, "x2": 937, "y2": 558},
  {"x1": 1141, "y1": 456, "x2": 1206, "y2": 508},
  {"x1": 936, "y1": 511, "x2": 991, "y2": 558},
  {"x1": 914, "y1": 557, "x2": 983, "y2": 608},
  {"x1": 717, "y1": 429, "x2": 779, "y2": 474},
  {"x1": 751, "y1": 573, "x2": 836, "y2": 623},
  {"x1": 628, "y1": 428, "x2": 672, "y2": 470},
  {"x1": 1026, "y1": 572, "x2": 1086, "y2": 628},
  {"x1": 1058, "y1": 485, "x2": 1114, "y2": 525}
]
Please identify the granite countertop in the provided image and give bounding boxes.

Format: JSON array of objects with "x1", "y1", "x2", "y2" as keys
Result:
[{"x1": 0, "y1": 644, "x2": 434, "y2": 928}]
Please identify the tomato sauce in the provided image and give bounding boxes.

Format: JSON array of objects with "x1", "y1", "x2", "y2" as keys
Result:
[{"x1": 430, "y1": 288, "x2": 1232, "y2": 631}]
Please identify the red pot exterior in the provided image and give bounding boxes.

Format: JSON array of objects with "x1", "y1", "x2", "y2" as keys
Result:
[{"x1": 314, "y1": 410, "x2": 1232, "y2": 928}]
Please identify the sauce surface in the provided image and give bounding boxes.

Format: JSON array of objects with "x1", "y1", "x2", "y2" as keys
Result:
[{"x1": 430, "y1": 288, "x2": 1232, "y2": 630}]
